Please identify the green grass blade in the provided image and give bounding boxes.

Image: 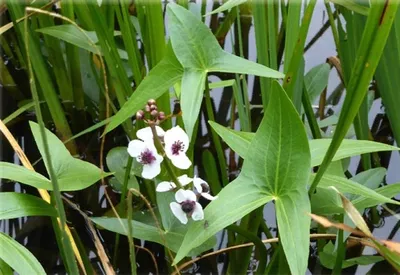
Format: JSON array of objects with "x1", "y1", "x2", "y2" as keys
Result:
[
  {"x1": 309, "y1": 1, "x2": 400, "y2": 195},
  {"x1": 283, "y1": 0, "x2": 317, "y2": 101},
  {"x1": 61, "y1": 0, "x2": 85, "y2": 111},
  {"x1": 375, "y1": 9, "x2": 400, "y2": 148},
  {"x1": 7, "y1": 1, "x2": 77, "y2": 154}
]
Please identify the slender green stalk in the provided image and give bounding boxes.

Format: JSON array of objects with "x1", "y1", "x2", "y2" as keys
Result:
[
  {"x1": 235, "y1": 7, "x2": 251, "y2": 131},
  {"x1": 61, "y1": 0, "x2": 85, "y2": 112},
  {"x1": 204, "y1": 78, "x2": 229, "y2": 187},
  {"x1": 283, "y1": 0, "x2": 317, "y2": 100},
  {"x1": 115, "y1": 1, "x2": 144, "y2": 88},
  {"x1": 259, "y1": 219, "x2": 277, "y2": 249},
  {"x1": 324, "y1": 1, "x2": 340, "y2": 52},
  {"x1": 332, "y1": 214, "x2": 345, "y2": 275},
  {"x1": 252, "y1": 0, "x2": 271, "y2": 109},
  {"x1": 113, "y1": 156, "x2": 134, "y2": 267},
  {"x1": 24, "y1": 12, "x2": 78, "y2": 274},
  {"x1": 227, "y1": 224, "x2": 267, "y2": 275},
  {"x1": 127, "y1": 191, "x2": 137, "y2": 275},
  {"x1": 302, "y1": 82, "x2": 322, "y2": 139}
]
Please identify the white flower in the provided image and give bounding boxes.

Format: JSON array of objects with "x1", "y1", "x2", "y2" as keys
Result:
[
  {"x1": 156, "y1": 174, "x2": 192, "y2": 192},
  {"x1": 170, "y1": 189, "x2": 204, "y2": 224},
  {"x1": 136, "y1": 126, "x2": 165, "y2": 141},
  {"x1": 193, "y1": 176, "x2": 218, "y2": 200},
  {"x1": 164, "y1": 126, "x2": 191, "y2": 169},
  {"x1": 127, "y1": 140, "x2": 163, "y2": 179}
]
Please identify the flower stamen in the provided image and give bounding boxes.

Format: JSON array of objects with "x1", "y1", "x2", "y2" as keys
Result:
[
  {"x1": 171, "y1": 140, "x2": 184, "y2": 155},
  {"x1": 138, "y1": 149, "x2": 156, "y2": 165}
]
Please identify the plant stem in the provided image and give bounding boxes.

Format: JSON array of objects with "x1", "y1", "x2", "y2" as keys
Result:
[
  {"x1": 204, "y1": 78, "x2": 229, "y2": 187},
  {"x1": 113, "y1": 156, "x2": 134, "y2": 267},
  {"x1": 332, "y1": 214, "x2": 345, "y2": 275},
  {"x1": 127, "y1": 191, "x2": 137, "y2": 275}
]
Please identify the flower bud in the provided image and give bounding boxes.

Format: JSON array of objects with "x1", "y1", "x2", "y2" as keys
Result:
[
  {"x1": 147, "y1": 99, "x2": 156, "y2": 106},
  {"x1": 158, "y1": 111, "x2": 165, "y2": 121},
  {"x1": 136, "y1": 110, "x2": 144, "y2": 120},
  {"x1": 145, "y1": 105, "x2": 151, "y2": 112},
  {"x1": 150, "y1": 104, "x2": 158, "y2": 111},
  {"x1": 150, "y1": 110, "x2": 159, "y2": 117}
]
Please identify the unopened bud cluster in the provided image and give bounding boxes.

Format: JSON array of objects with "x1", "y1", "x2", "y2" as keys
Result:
[{"x1": 136, "y1": 99, "x2": 165, "y2": 123}]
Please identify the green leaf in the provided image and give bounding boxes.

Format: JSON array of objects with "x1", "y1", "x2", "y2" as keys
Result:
[
  {"x1": 29, "y1": 121, "x2": 111, "y2": 191},
  {"x1": 106, "y1": 147, "x2": 139, "y2": 190},
  {"x1": 36, "y1": 24, "x2": 128, "y2": 59},
  {"x1": 174, "y1": 81, "x2": 311, "y2": 275},
  {"x1": 0, "y1": 232, "x2": 46, "y2": 275},
  {"x1": 206, "y1": 0, "x2": 247, "y2": 15},
  {"x1": 180, "y1": 70, "x2": 207, "y2": 139},
  {"x1": 311, "y1": 187, "x2": 343, "y2": 215},
  {"x1": 329, "y1": 0, "x2": 369, "y2": 16},
  {"x1": 208, "y1": 121, "x2": 253, "y2": 158},
  {"x1": 320, "y1": 242, "x2": 383, "y2": 269},
  {"x1": 0, "y1": 193, "x2": 57, "y2": 220},
  {"x1": 375, "y1": 10, "x2": 400, "y2": 151},
  {"x1": 0, "y1": 258, "x2": 13, "y2": 275},
  {"x1": 209, "y1": 121, "x2": 399, "y2": 165},
  {"x1": 304, "y1": 63, "x2": 330, "y2": 103},
  {"x1": 309, "y1": 139, "x2": 399, "y2": 167},
  {"x1": 105, "y1": 44, "x2": 183, "y2": 134},
  {"x1": 313, "y1": 174, "x2": 400, "y2": 206},
  {"x1": 352, "y1": 183, "x2": 400, "y2": 210},
  {"x1": 91, "y1": 217, "x2": 215, "y2": 256},
  {"x1": 348, "y1": 167, "x2": 386, "y2": 200},
  {"x1": 0, "y1": 162, "x2": 51, "y2": 190},
  {"x1": 167, "y1": 2, "x2": 283, "y2": 137}
]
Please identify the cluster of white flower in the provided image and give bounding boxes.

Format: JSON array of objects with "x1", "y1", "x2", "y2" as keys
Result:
[{"x1": 127, "y1": 101, "x2": 218, "y2": 224}]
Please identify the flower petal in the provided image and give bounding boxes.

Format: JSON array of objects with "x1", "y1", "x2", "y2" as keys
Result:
[
  {"x1": 164, "y1": 126, "x2": 189, "y2": 153},
  {"x1": 127, "y1": 139, "x2": 145, "y2": 157},
  {"x1": 156, "y1": 181, "x2": 176, "y2": 192},
  {"x1": 175, "y1": 189, "x2": 196, "y2": 203},
  {"x1": 170, "y1": 154, "x2": 192, "y2": 170},
  {"x1": 193, "y1": 176, "x2": 207, "y2": 193},
  {"x1": 177, "y1": 174, "x2": 193, "y2": 186},
  {"x1": 191, "y1": 202, "x2": 204, "y2": 221},
  {"x1": 201, "y1": 193, "x2": 218, "y2": 201},
  {"x1": 170, "y1": 202, "x2": 188, "y2": 224},
  {"x1": 141, "y1": 162, "x2": 161, "y2": 179},
  {"x1": 137, "y1": 126, "x2": 165, "y2": 141}
]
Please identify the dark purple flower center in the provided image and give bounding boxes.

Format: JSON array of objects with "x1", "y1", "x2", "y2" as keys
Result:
[
  {"x1": 139, "y1": 149, "x2": 156, "y2": 165},
  {"x1": 180, "y1": 200, "x2": 195, "y2": 214},
  {"x1": 171, "y1": 140, "x2": 184, "y2": 155},
  {"x1": 201, "y1": 183, "x2": 209, "y2": 193}
]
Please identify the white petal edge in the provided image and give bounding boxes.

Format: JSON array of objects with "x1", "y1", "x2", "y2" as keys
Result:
[
  {"x1": 175, "y1": 189, "x2": 196, "y2": 203},
  {"x1": 127, "y1": 139, "x2": 145, "y2": 157},
  {"x1": 156, "y1": 181, "x2": 176, "y2": 192},
  {"x1": 177, "y1": 174, "x2": 193, "y2": 186},
  {"x1": 142, "y1": 162, "x2": 161, "y2": 179},
  {"x1": 201, "y1": 193, "x2": 218, "y2": 201},
  {"x1": 170, "y1": 154, "x2": 192, "y2": 170},
  {"x1": 170, "y1": 202, "x2": 188, "y2": 224},
  {"x1": 193, "y1": 176, "x2": 207, "y2": 193},
  {"x1": 191, "y1": 202, "x2": 204, "y2": 221},
  {"x1": 137, "y1": 126, "x2": 165, "y2": 141}
]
